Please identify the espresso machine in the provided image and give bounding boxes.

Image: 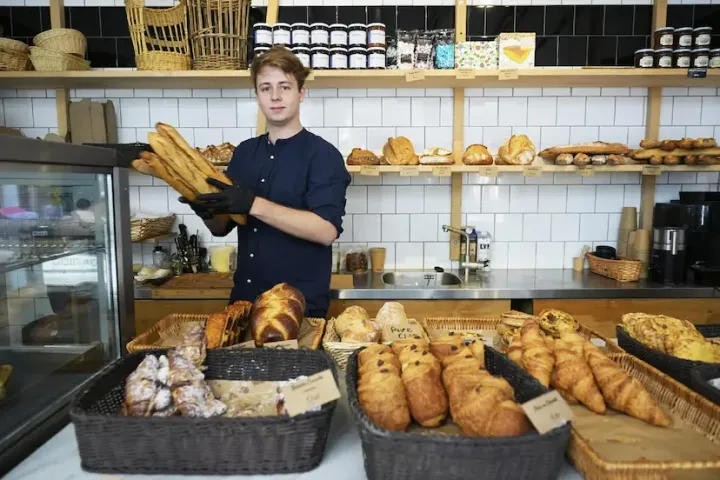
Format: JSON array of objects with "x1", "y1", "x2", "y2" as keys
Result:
[{"x1": 653, "y1": 192, "x2": 720, "y2": 285}]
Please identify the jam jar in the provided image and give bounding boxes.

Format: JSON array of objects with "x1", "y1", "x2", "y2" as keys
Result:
[
  {"x1": 673, "y1": 49, "x2": 692, "y2": 68},
  {"x1": 655, "y1": 49, "x2": 673, "y2": 68},
  {"x1": 634, "y1": 49, "x2": 654, "y2": 68},
  {"x1": 348, "y1": 23, "x2": 367, "y2": 47},
  {"x1": 291, "y1": 23, "x2": 310, "y2": 46},
  {"x1": 310, "y1": 23, "x2": 330, "y2": 47},
  {"x1": 272, "y1": 23, "x2": 291, "y2": 46},
  {"x1": 349, "y1": 47, "x2": 367, "y2": 69},
  {"x1": 710, "y1": 48, "x2": 720, "y2": 69},
  {"x1": 367, "y1": 23, "x2": 386, "y2": 47},
  {"x1": 292, "y1": 46, "x2": 310, "y2": 67},
  {"x1": 330, "y1": 47, "x2": 348, "y2": 69},
  {"x1": 368, "y1": 47, "x2": 386, "y2": 69},
  {"x1": 674, "y1": 27, "x2": 693, "y2": 48},
  {"x1": 654, "y1": 27, "x2": 674, "y2": 49},
  {"x1": 691, "y1": 48, "x2": 710, "y2": 68},
  {"x1": 329, "y1": 24, "x2": 348, "y2": 47},
  {"x1": 253, "y1": 23, "x2": 272, "y2": 47},
  {"x1": 310, "y1": 46, "x2": 329, "y2": 69},
  {"x1": 693, "y1": 27, "x2": 712, "y2": 47}
]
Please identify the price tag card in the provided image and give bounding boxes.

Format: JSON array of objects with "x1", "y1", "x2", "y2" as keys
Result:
[
  {"x1": 477, "y1": 166, "x2": 499, "y2": 177},
  {"x1": 399, "y1": 166, "x2": 420, "y2": 177},
  {"x1": 405, "y1": 69, "x2": 426, "y2": 82},
  {"x1": 264, "y1": 339, "x2": 299, "y2": 350},
  {"x1": 523, "y1": 166, "x2": 543, "y2": 177},
  {"x1": 455, "y1": 69, "x2": 476, "y2": 80},
  {"x1": 642, "y1": 165, "x2": 662, "y2": 176},
  {"x1": 432, "y1": 166, "x2": 452, "y2": 177},
  {"x1": 577, "y1": 166, "x2": 595, "y2": 177},
  {"x1": 521, "y1": 390, "x2": 573, "y2": 435},
  {"x1": 281, "y1": 369, "x2": 341, "y2": 417},
  {"x1": 359, "y1": 166, "x2": 380, "y2": 176},
  {"x1": 498, "y1": 69, "x2": 519, "y2": 81}
]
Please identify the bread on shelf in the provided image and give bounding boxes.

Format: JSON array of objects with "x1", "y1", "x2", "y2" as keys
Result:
[
  {"x1": 498, "y1": 134, "x2": 536, "y2": 165},
  {"x1": 347, "y1": 147, "x2": 381, "y2": 165},
  {"x1": 420, "y1": 147, "x2": 455, "y2": 165},
  {"x1": 538, "y1": 142, "x2": 630, "y2": 159},
  {"x1": 462, "y1": 144, "x2": 494, "y2": 165},
  {"x1": 383, "y1": 137, "x2": 420, "y2": 165}
]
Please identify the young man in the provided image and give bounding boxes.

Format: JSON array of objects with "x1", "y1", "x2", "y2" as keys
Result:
[{"x1": 181, "y1": 47, "x2": 351, "y2": 318}]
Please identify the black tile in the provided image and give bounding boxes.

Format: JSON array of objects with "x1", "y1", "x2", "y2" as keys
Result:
[
  {"x1": 308, "y1": 6, "x2": 337, "y2": 25},
  {"x1": 587, "y1": 36, "x2": 616, "y2": 66},
  {"x1": 68, "y1": 7, "x2": 101, "y2": 38},
  {"x1": 338, "y1": 6, "x2": 367, "y2": 25},
  {"x1": 466, "y1": 35, "x2": 497, "y2": 42},
  {"x1": 544, "y1": 6, "x2": 573, "y2": 36},
  {"x1": 250, "y1": 7, "x2": 267, "y2": 26},
  {"x1": 485, "y1": 6, "x2": 513, "y2": 36},
  {"x1": 666, "y1": 5, "x2": 693, "y2": 29},
  {"x1": 427, "y1": 6, "x2": 454, "y2": 30},
  {"x1": 397, "y1": 6, "x2": 426, "y2": 31},
  {"x1": 369, "y1": 7, "x2": 396, "y2": 39},
  {"x1": 558, "y1": 35, "x2": 587, "y2": 66},
  {"x1": 467, "y1": 6, "x2": 485, "y2": 36},
  {"x1": 40, "y1": 6, "x2": 50, "y2": 31},
  {"x1": 617, "y1": 35, "x2": 649, "y2": 67},
  {"x1": 574, "y1": 6, "x2": 604, "y2": 36},
  {"x1": 633, "y1": 6, "x2": 652, "y2": 36},
  {"x1": 0, "y1": 8, "x2": 11, "y2": 37},
  {"x1": 11, "y1": 7, "x2": 43, "y2": 37},
  {"x1": 116, "y1": 36, "x2": 135, "y2": 68},
  {"x1": 279, "y1": 7, "x2": 308, "y2": 24},
  {"x1": 87, "y1": 37, "x2": 117, "y2": 68},
  {"x1": 100, "y1": 7, "x2": 129, "y2": 37},
  {"x1": 535, "y1": 35, "x2": 557, "y2": 66},
  {"x1": 694, "y1": 6, "x2": 720, "y2": 31},
  {"x1": 604, "y1": 6, "x2": 633, "y2": 36},
  {"x1": 64, "y1": 7, "x2": 71, "y2": 28},
  {"x1": 515, "y1": 6, "x2": 543, "y2": 34}
]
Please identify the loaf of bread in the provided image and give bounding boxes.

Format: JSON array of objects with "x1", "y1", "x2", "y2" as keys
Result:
[
  {"x1": 462, "y1": 144, "x2": 493, "y2": 165},
  {"x1": 498, "y1": 134, "x2": 535, "y2": 165},
  {"x1": 420, "y1": 147, "x2": 455, "y2": 165},
  {"x1": 249, "y1": 283, "x2": 305, "y2": 346},
  {"x1": 538, "y1": 142, "x2": 630, "y2": 159},
  {"x1": 347, "y1": 148, "x2": 380, "y2": 165},
  {"x1": 383, "y1": 137, "x2": 420, "y2": 165}
]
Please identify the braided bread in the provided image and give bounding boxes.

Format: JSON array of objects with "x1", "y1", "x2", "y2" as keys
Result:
[{"x1": 250, "y1": 283, "x2": 305, "y2": 346}]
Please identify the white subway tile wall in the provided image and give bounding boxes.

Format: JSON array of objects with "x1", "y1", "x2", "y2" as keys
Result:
[{"x1": 2, "y1": 86, "x2": 720, "y2": 269}]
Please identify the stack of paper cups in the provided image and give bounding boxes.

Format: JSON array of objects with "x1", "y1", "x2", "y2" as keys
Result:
[
  {"x1": 617, "y1": 207, "x2": 638, "y2": 258},
  {"x1": 632, "y1": 229, "x2": 651, "y2": 279}
]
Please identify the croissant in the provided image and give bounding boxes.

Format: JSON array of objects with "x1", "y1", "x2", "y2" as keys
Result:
[
  {"x1": 399, "y1": 349, "x2": 441, "y2": 376},
  {"x1": 521, "y1": 320, "x2": 554, "y2": 387},
  {"x1": 401, "y1": 359, "x2": 448, "y2": 427},
  {"x1": 467, "y1": 340, "x2": 485, "y2": 366},
  {"x1": 584, "y1": 345, "x2": 670, "y2": 426},
  {"x1": 359, "y1": 344, "x2": 393, "y2": 365},
  {"x1": 430, "y1": 333, "x2": 466, "y2": 360},
  {"x1": 250, "y1": 283, "x2": 305, "y2": 346},
  {"x1": 358, "y1": 369, "x2": 411, "y2": 431},
  {"x1": 454, "y1": 386, "x2": 531, "y2": 437},
  {"x1": 553, "y1": 339, "x2": 605, "y2": 414},
  {"x1": 507, "y1": 335, "x2": 523, "y2": 366},
  {"x1": 392, "y1": 337, "x2": 429, "y2": 356}
]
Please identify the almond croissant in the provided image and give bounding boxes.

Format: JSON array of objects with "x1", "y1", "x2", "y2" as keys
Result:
[
  {"x1": 553, "y1": 339, "x2": 606, "y2": 414},
  {"x1": 520, "y1": 320, "x2": 553, "y2": 387}
]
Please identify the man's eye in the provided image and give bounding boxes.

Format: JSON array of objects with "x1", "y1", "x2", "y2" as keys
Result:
[
  {"x1": 282, "y1": 86, "x2": 291, "y2": 90},
  {"x1": 260, "y1": 87, "x2": 270, "y2": 92}
]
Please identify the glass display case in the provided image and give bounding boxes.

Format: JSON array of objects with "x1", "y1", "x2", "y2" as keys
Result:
[{"x1": 0, "y1": 136, "x2": 133, "y2": 474}]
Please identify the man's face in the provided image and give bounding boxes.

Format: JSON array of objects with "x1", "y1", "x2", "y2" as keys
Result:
[{"x1": 255, "y1": 66, "x2": 305, "y2": 126}]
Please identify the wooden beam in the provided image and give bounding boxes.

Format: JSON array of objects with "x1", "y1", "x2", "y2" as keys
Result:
[
  {"x1": 255, "y1": 0, "x2": 280, "y2": 136},
  {"x1": 450, "y1": 0, "x2": 468, "y2": 261},
  {"x1": 49, "y1": 0, "x2": 69, "y2": 139}
]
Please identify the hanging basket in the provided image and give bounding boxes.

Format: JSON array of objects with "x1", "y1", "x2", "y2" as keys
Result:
[
  {"x1": 125, "y1": 0, "x2": 191, "y2": 71},
  {"x1": 188, "y1": 0, "x2": 251, "y2": 70}
]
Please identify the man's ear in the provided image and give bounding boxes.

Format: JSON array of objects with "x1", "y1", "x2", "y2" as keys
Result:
[{"x1": 299, "y1": 87, "x2": 306, "y2": 103}]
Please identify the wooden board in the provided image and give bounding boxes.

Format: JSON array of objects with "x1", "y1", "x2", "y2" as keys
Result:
[
  {"x1": 149, "y1": 273, "x2": 233, "y2": 299},
  {"x1": 533, "y1": 299, "x2": 720, "y2": 338},
  {"x1": 327, "y1": 299, "x2": 511, "y2": 320},
  {"x1": 134, "y1": 299, "x2": 229, "y2": 335}
]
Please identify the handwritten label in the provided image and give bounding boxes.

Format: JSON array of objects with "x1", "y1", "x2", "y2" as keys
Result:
[
  {"x1": 359, "y1": 166, "x2": 380, "y2": 176},
  {"x1": 455, "y1": 69, "x2": 476, "y2": 80},
  {"x1": 521, "y1": 390, "x2": 573, "y2": 435},
  {"x1": 498, "y1": 69, "x2": 519, "y2": 81},
  {"x1": 405, "y1": 69, "x2": 426, "y2": 83},
  {"x1": 642, "y1": 165, "x2": 662, "y2": 176},
  {"x1": 577, "y1": 166, "x2": 595, "y2": 177},
  {"x1": 280, "y1": 369, "x2": 341, "y2": 417},
  {"x1": 381, "y1": 320, "x2": 426, "y2": 342},
  {"x1": 523, "y1": 166, "x2": 543, "y2": 177},
  {"x1": 477, "y1": 166, "x2": 499, "y2": 177},
  {"x1": 264, "y1": 339, "x2": 299, "y2": 350},
  {"x1": 399, "y1": 166, "x2": 420, "y2": 177},
  {"x1": 432, "y1": 166, "x2": 452, "y2": 177}
]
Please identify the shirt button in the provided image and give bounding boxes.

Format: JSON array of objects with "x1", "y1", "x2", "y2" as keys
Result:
[
  {"x1": 250, "y1": 253, "x2": 254, "y2": 258},
  {"x1": 261, "y1": 179, "x2": 266, "y2": 183},
  {"x1": 270, "y1": 155, "x2": 274, "y2": 160},
  {"x1": 253, "y1": 228, "x2": 257, "y2": 233},
  {"x1": 247, "y1": 279, "x2": 252, "y2": 284}
]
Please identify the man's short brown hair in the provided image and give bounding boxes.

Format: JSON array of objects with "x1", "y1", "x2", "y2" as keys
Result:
[{"x1": 250, "y1": 46, "x2": 311, "y2": 90}]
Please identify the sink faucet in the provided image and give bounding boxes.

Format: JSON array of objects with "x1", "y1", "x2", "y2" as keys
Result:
[{"x1": 442, "y1": 225, "x2": 481, "y2": 283}]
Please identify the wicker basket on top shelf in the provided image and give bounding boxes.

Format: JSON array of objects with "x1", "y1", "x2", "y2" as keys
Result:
[
  {"x1": 125, "y1": 0, "x2": 191, "y2": 71},
  {"x1": 33, "y1": 28, "x2": 87, "y2": 56},
  {"x1": 0, "y1": 38, "x2": 30, "y2": 71},
  {"x1": 188, "y1": 0, "x2": 251, "y2": 70},
  {"x1": 29, "y1": 46, "x2": 90, "y2": 72}
]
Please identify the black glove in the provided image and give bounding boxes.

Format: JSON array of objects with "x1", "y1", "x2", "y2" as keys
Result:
[
  {"x1": 195, "y1": 178, "x2": 256, "y2": 215},
  {"x1": 178, "y1": 196, "x2": 214, "y2": 220}
]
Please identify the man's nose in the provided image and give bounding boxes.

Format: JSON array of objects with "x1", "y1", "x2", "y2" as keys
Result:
[{"x1": 271, "y1": 87, "x2": 281, "y2": 100}]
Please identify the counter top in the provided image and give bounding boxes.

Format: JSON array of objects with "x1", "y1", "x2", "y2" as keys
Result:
[{"x1": 134, "y1": 269, "x2": 717, "y2": 301}]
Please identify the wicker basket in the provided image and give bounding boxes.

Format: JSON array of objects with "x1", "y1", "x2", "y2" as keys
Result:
[
  {"x1": 322, "y1": 317, "x2": 389, "y2": 370},
  {"x1": 586, "y1": 253, "x2": 642, "y2": 282},
  {"x1": 71, "y1": 348, "x2": 338, "y2": 475},
  {"x1": 125, "y1": 0, "x2": 191, "y2": 71},
  {"x1": 29, "y1": 46, "x2": 90, "y2": 71},
  {"x1": 33, "y1": 28, "x2": 87, "y2": 56},
  {"x1": 0, "y1": 37, "x2": 30, "y2": 54},
  {"x1": 0, "y1": 49, "x2": 29, "y2": 71},
  {"x1": 568, "y1": 352, "x2": 720, "y2": 479},
  {"x1": 130, "y1": 214, "x2": 175, "y2": 242},
  {"x1": 188, "y1": 0, "x2": 251, "y2": 70},
  {"x1": 690, "y1": 365, "x2": 720, "y2": 405},
  {"x1": 347, "y1": 346, "x2": 571, "y2": 480}
]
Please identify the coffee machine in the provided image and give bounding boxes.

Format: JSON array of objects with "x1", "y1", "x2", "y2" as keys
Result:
[{"x1": 653, "y1": 192, "x2": 720, "y2": 286}]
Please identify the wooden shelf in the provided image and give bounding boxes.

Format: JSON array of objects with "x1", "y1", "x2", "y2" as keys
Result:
[
  {"x1": 343, "y1": 164, "x2": 720, "y2": 175},
  {"x1": 1, "y1": 68, "x2": 719, "y2": 89}
]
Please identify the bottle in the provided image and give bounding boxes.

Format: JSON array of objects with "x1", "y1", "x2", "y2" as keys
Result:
[
  {"x1": 477, "y1": 231, "x2": 492, "y2": 272},
  {"x1": 152, "y1": 246, "x2": 169, "y2": 269}
]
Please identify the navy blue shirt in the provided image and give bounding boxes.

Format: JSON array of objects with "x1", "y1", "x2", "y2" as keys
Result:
[{"x1": 225, "y1": 129, "x2": 350, "y2": 317}]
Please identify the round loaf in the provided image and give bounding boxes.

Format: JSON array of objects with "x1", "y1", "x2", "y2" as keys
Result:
[
  {"x1": 573, "y1": 153, "x2": 590, "y2": 166},
  {"x1": 347, "y1": 148, "x2": 380, "y2": 165},
  {"x1": 555, "y1": 153, "x2": 573, "y2": 165},
  {"x1": 250, "y1": 283, "x2": 305, "y2": 345},
  {"x1": 383, "y1": 137, "x2": 419, "y2": 165},
  {"x1": 498, "y1": 134, "x2": 536, "y2": 165},
  {"x1": 462, "y1": 144, "x2": 493, "y2": 165}
]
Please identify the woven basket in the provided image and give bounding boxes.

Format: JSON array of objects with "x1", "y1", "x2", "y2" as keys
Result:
[
  {"x1": 0, "y1": 37, "x2": 30, "y2": 54},
  {"x1": 126, "y1": 0, "x2": 191, "y2": 71},
  {"x1": 323, "y1": 317, "x2": 389, "y2": 370},
  {"x1": 33, "y1": 28, "x2": 87, "y2": 56},
  {"x1": 130, "y1": 214, "x2": 175, "y2": 242},
  {"x1": 29, "y1": 46, "x2": 90, "y2": 71},
  {"x1": 188, "y1": 0, "x2": 251, "y2": 70},
  {"x1": 0, "y1": 49, "x2": 29, "y2": 71},
  {"x1": 71, "y1": 348, "x2": 338, "y2": 475},
  {"x1": 568, "y1": 352, "x2": 720, "y2": 479},
  {"x1": 586, "y1": 253, "x2": 642, "y2": 282}
]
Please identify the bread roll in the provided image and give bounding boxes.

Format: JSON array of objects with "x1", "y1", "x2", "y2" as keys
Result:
[
  {"x1": 660, "y1": 140, "x2": 677, "y2": 151},
  {"x1": 335, "y1": 306, "x2": 370, "y2": 335},
  {"x1": 249, "y1": 283, "x2": 305, "y2": 345},
  {"x1": 649, "y1": 155, "x2": 664, "y2": 165},
  {"x1": 383, "y1": 137, "x2": 419, "y2": 165},
  {"x1": 555, "y1": 153, "x2": 573, "y2": 165},
  {"x1": 663, "y1": 155, "x2": 680, "y2": 165},
  {"x1": 463, "y1": 144, "x2": 493, "y2": 165},
  {"x1": 573, "y1": 153, "x2": 590, "y2": 166},
  {"x1": 591, "y1": 155, "x2": 607, "y2": 166},
  {"x1": 639, "y1": 139, "x2": 660, "y2": 149},
  {"x1": 499, "y1": 134, "x2": 536, "y2": 165},
  {"x1": 694, "y1": 138, "x2": 717, "y2": 149},
  {"x1": 677, "y1": 138, "x2": 694, "y2": 150},
  {"x1": 347, "y1": 148, "x2": 380, "y2": 165},
  {"x1": 684, "y1": 155, "x2": 698, "y2": 165},
  {"x1": 607, "y1": 154, "x2": 627, "y2": 165}
]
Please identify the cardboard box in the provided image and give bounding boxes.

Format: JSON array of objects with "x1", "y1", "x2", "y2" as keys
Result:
[
  {"x1": 69, "y1": 99, "x2": 118, "y2": 144},
  {"x1": 455, "y1": 41, "x2": 498, "y2": 69},
  {"x1": 498, "y1": 33, "x2": 536, "y2": 69}
]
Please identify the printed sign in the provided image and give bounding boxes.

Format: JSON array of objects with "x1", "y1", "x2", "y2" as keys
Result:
[
  {"x1": 281, "y1": 370, "x2": 341, "y2": 417},
  {"x1": 521, "y1": 390, "x2": 573, "y2": 435}
]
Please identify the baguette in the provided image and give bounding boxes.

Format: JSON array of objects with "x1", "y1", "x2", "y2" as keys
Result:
[
  {"x1": 140, "y1": 151, "x2": 196, "y2": 199},
  {"x1": 629, "y1": 146, "x2": 720, "y2": 159},
  {"x1": 538, "y1": 142, "x2": 630, "y2": 159},
  {"x1": 148, "y1": 132, "x2": 212, "y2": 195},
  {"x1": 131, "y1": 158, "x2": 156, "y2": 176}
]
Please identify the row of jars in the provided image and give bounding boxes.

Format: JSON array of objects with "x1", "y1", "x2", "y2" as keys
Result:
[
  {"x1": 635, "y1": 48, "x2": 720, "y2": 69},
  {"x1": 254, "y1": 22, "x2": 386, "y2": 49},
  {"x1": 254, "y1": 45, "x2": 387, "y2": 70}
]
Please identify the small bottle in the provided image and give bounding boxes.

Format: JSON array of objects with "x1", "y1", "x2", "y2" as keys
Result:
[
  {"x1": 477, "y1": 231, "x2": 492, "y2": 272},
  {"x1": 152, "y1": 246, "x2": 169, "y2": 269}
]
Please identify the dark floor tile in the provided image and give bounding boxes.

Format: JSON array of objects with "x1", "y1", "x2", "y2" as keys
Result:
[
  {"x1": 467, "y1": 5, "x2": 485, "y2": 36},
  {"x1": 604, "y1": 6, "x2": 633, "y2": 36},
  {"x1": 308, "y1": 7, "x2": 337, "y2": 24},
  {"x1": 11, "y1": 7, "x2": 43, "y2": 37},
  {"x1": 666, "y1": 5, "x2": 694, "y2": 29},
  {"x1": 515, "y1": 6, "x2": 544, "y2": 34},
  {"x1": 369, "y1": 7, "x2": 396, "y2": 39},
  {"x1": 397, "y1": 6, "x2": 426, "y2": 31},
  {"x1": 69, "y1": 7, "x2": 101, "y2": 38},
  {"x1": 617, "y1": 35, "x2": 649, "y2": 66},
  {"x1": 116, "y1": 37, "x2": 135, "y2": 68},
  {"x1": 588, "y1": 35, "x2": 617, "y2": 66},
  {"x1": 558, "y1": 35, "x2": 587, "y2": 66},
  {"x1": 535, "y1": 35, "x2": 557, "y2": 66},
  {"x1": 633, "y1": 6, "x2": 652, "y2": 36},
  {"x1": 694, "y1": 6, "x2": 720, "y2": 30},
  {"x1": 0, "y1": 8, "x2": 11, "y2": 37},
  {"x1": 100, "y1": 6, "x2": 129, "y2": 37},
  {"x1": 338, "y1": 6, "x2": 367, "y2": 25},
  {"x1": 87, "y1": 37, "x2": 117, "y2": 68},
  {"x1": 544, "y1": 6, "x2": 573, "y2": 36},
  {"x1": 427, "y1": 6, "x2": 454, "y2": 30},
  {"x1": 575, "y1": 6, "x2": 604, "y2": 36},
  {"x1": 485, "y1": 6, "x2": 513, "y2": 36}
]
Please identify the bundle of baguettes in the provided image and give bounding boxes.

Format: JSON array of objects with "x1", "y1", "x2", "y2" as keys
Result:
[{"x1": 131, "y1": 123, "x2": 247, "y2": 225}]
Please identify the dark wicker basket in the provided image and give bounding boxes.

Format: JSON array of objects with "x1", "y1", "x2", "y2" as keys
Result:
[
  {"x1": 690, "y1": 365, "x2": 720, "y2": 405},
  {"x1": 616, "y1": 324, "x2": 720, "y2": 395},
  {"x1": 346, "y1": 346, "x2": 571, "y2": 480},
  {"x1": 70, "y1": 348, "x2": 338, "y2": 475}
]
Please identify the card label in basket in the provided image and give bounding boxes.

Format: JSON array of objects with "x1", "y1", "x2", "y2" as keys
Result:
[
  {"x1": 381, "y1": 319, "x2": 426, "y2": 342},
  {"x1": 521, "y1": 390, "x2": 573, "y2": 435},
  {"x1": 281, "y1": 369, "x2": 341, "y2": 417},
  {"x1": 264, "y1": 339, "x2": 299, "y2": 349}
]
